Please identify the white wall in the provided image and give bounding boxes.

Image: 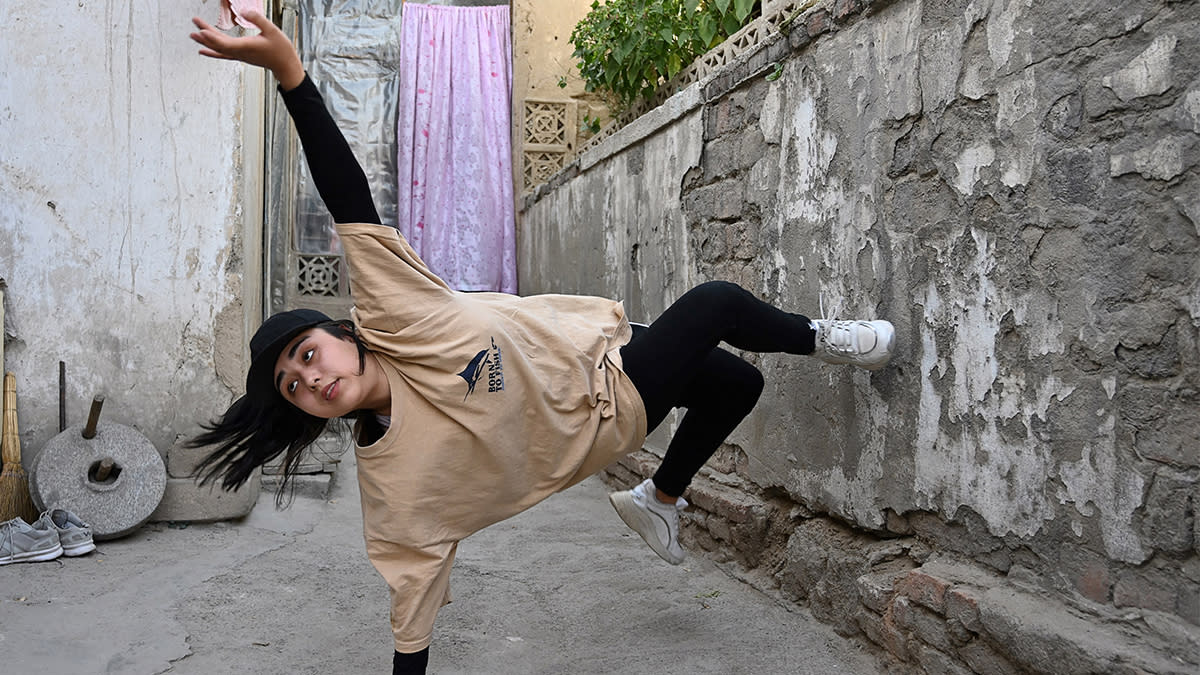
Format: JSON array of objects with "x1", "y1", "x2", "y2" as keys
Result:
[{"x1": 0, "y1": 2, "x2": 262, "y2": 463}]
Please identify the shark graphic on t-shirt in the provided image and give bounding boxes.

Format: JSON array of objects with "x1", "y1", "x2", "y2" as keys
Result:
[
  {"x1": 457, "y1": 338, "x2": 505, "y2": 401},
  {"x1": 458, "y1": 349, "x2": 490, "y2": 400}
]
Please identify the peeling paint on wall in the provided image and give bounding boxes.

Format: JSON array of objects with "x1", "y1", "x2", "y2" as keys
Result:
[
  {"x1": 1102, "y1": 34, "x2": 1176, "y2": 101},
  {"x1": 1056, "y1": 413, "x2": 1148, "y2": 563},
  {"x1": 1110, "y1": 135, "x2": 1191, "y2": 181},
  {"x1": 983, "y1": 0, "x2": 1033, "y2": 71},
  {"x1": 953, "y1": 142, "x2": 996, "y2": 195},
  {"x1": 782, "y1": 83, "x2": 840, "y2": 226},
  {"x1": 995, "y1": 70, "x2": 1039, "y2": 187}
]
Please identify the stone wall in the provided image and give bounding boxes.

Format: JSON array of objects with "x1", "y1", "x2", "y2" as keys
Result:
[{"x1": 519, "y1": 0, "x2": 1200, "y2": 672}]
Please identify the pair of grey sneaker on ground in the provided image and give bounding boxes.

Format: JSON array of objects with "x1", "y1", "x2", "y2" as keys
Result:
[
  {"x1": 0, "y1": 509, "x2": 96, "y2": 565},
  {"x1": 611, "y1": 318, "x2": 895, "y2": 564}
]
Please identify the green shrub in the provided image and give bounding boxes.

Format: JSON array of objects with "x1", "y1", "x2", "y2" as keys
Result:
[{"x1": 570, "y1": 0, "x2": 759, "y2": 109}]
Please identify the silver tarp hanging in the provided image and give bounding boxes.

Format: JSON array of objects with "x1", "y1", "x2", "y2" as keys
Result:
[{"x1": 296, "y1": 0, "x2": 404, "y2": 249}]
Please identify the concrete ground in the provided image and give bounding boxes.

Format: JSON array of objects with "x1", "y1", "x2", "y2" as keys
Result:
[{"x1": 1, "y1": 451, "x2": 884, "y2": 674}]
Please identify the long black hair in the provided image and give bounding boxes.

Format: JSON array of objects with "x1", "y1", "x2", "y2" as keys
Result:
[{"x1": 190, "y1": 319, "x2": 371, "y2": 505}]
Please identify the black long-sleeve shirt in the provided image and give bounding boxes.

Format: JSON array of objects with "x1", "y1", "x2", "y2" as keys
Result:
[{"x1": 278, "y1": 75, "x2": 383, "y2": 226}]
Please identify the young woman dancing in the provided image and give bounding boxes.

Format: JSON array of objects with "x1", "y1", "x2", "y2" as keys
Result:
[{"x1": 187, "y1": 12, "x2": 894, "y2": 674}]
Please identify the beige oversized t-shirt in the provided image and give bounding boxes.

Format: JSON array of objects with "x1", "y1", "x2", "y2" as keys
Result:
[{"x1": 336, "y1": 222, "x2": 647, "y2": 652}]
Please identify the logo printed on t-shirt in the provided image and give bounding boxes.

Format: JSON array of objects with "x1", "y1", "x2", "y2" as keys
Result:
[{"x1": 457, "y1": 337, "x2": 505, "y2": 400}]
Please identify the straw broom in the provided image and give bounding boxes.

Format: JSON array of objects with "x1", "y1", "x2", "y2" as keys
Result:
[{"x1": 1, "y1": 371, "x2": 37, "y2": 523}]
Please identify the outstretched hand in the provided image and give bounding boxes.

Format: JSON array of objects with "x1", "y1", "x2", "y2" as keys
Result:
[{"x1": 190, "y1": 11, "x2": 305, "y2": 90}]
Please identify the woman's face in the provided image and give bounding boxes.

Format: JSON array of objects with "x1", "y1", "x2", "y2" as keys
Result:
[{"x1": 273, "y1": 327, "x2": 373, "y2": 419}]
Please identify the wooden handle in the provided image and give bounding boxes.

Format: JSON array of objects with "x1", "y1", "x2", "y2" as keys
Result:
[
  {"x1": 93, "y1": 457, "x2": 115, "y2": 482},
  {"x1": 82, "y1": 395, "x2": 105, "y2": 440},
  {"x1": 2, "y1": 372, "x2": 19, "y2": 465},
  {"x1": 59, "y1": 361, "x2": 66, "y2": 433}
]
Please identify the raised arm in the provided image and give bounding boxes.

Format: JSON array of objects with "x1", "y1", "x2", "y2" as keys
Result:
[{"x1": 190, "y1": 12, "x2": 381, "y2": 225}]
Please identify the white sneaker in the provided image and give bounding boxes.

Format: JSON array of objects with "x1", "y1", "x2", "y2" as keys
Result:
[
  {"x1": 609, "y1": 478, "x2": 688, "y2": 565},
  {"x1": 812, "y1": 319, "x2": 895, "y2": 370}
]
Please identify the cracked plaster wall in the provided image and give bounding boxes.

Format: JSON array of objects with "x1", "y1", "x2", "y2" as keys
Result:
[
  {"x1": 520, "y1": 0, "x2": 1199, "y2": 623},
  {"x1": 0, "y1": 3, "x2": 257, "y2": 468}
]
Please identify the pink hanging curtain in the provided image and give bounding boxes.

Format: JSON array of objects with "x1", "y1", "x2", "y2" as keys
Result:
[{"x1": 397, "y1": 3, "x2": 517, "y2": 294}]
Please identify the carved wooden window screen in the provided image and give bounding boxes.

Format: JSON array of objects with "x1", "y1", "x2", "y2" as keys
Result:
[{"x1": 521, "y1": 98, "x2": 577, "y2": 192}]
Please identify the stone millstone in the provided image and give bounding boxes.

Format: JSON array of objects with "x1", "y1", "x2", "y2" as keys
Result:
[{"x1": 31, "y1": 421, "x2": 166, "y2": 540}]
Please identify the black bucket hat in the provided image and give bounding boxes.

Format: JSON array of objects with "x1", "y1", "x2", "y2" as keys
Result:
[{"x1": 245, "y1": 308, "x2": 331, "y2": 398}]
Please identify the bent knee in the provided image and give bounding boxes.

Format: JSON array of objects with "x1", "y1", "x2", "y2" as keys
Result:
[{"x1": 688, "y1": 280, "x2": 750, "y2": 308}]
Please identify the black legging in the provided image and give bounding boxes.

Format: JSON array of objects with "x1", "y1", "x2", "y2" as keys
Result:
[{"x1": 619, "y1": 281, "x2": 815, "y2": 497}]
